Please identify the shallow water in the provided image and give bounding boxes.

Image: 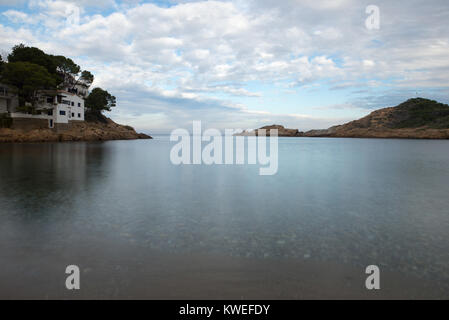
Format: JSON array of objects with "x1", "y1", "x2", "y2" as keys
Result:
[{"x1": 0, "y1": 137, "x2": 448, "y2": 298}]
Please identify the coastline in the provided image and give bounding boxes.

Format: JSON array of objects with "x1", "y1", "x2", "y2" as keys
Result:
[
  {"x1": 236, "y1": 126, "x2": 449, "y2": 140},
  {"x1": 236, "y1": 99, "x2": 449, "y2": 140},
  {"x1": 311, "y1": 98, "x2": 449, "y2": 139},
  {"x1": 0, "y1": 116, "x2": 152, "y2": 143},
  {"x1": 301, "y1": 127, "x2": 449, "y2": 140}
]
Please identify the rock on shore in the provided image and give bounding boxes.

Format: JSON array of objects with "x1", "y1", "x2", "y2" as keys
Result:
[{"x1": 236, "y1": 124, "x2": 303, "y2": 137}]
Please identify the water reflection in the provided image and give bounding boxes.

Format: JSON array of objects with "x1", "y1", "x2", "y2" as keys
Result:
[{"x1": 0, "y1": 143, "x2": 107, "y2": 222}]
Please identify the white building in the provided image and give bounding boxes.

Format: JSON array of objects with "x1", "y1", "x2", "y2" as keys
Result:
[
  {"x1": 0, "y1": 77, "x2": 90, "y2": 129},
  {"x1": 2, "y1": 86, "x2": 87, "y2": 129},
  {"x1": 32, "y1": 89, "x2": 86, "y2": 128}
]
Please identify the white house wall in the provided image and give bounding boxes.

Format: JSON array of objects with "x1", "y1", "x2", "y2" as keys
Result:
[
  {"x1": 55, "y1": 93, "x2": 85, "y2": 123},
  {"x1": 56, "y1": 104, "x2": 69, "y2": 124}
]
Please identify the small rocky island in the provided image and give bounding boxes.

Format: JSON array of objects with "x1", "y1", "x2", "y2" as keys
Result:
[
  {"x1": 237, "y1": 124, "x2": 303, "y2": 137},
  {"x1": 239, "y1": 98, "x2": 449, "y2": 139}
]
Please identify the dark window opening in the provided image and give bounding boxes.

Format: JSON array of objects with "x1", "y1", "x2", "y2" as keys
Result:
[
  {"x1": 78, "y1": 113, "x2": 81, "y2": 118},
  {"x1": 59, "y1": 110, "x2": 66, "y2": 116}
]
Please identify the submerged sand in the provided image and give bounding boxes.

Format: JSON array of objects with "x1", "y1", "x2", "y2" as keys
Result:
[{"x1": 0, "y1": 242, "x2": 446, "y2": 300}]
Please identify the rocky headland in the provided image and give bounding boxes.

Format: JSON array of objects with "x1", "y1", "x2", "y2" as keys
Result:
[
  {"x1": 240, "y1": 98, "x2": 449, "y2": 139},
  {"x1": 0, "y1": 113, "x2": 152, "y2": 143}
]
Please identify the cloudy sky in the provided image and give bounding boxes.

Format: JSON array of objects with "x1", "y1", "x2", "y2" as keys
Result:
[{"x1": 1, "y1": 0, "x2": 449, "y2": 133}]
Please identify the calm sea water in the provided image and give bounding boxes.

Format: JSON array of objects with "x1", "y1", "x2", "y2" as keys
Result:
[{"x1": 1, "y1": 136, "x2": 448, "y2": 298}]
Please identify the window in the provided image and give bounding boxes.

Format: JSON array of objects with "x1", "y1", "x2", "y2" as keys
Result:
[
  {"x1": 72, "y1": 113, "x2": 75, "y2": 117},
  {"x1": 59, "y1": 110, "x2": 66, "y2": 116},
  {"x1": 48, "y1": 110, "x2": 53, "y2": 116},
  {"x1": 71, "y1": 102, "x2": 74, "y2": 106},
  {"x1": 46, "y1": 97, "x2": 53, "y2": 103},
  {"x1": 78, "y1": 113, "x2": 81, "y2": 118},
  {"x1": 78, "y1": 103, "x2": 81, "y2": 107}
]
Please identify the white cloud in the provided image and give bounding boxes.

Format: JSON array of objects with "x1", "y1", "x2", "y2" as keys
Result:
[
  {"x1": 0, "y1": 24, "x2": 36, "y2": 49},
  {"x1": 2, "y1": 10, "x2": 30, "y2": 23},
  {"x1": 363, "y1": 60, "x2": 375, "y2": 68}
]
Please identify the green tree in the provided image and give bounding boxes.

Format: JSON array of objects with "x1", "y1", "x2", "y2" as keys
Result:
[
  {"x1": 2, "y1": 62, "x2": 56, "y2": 106},
  {"x1": 8, "y1": 44, "x2": 56, "y2": 75},
  {"x1": 85, "y1": 87, "x2": 116, "y2": 113},
  {"x1": 77, "y1": 70, "x2": 94, "y2": 87},
  {"x1": 7, "y1": 44, "x2": 88, "y2": 88},
  {"x1": 51, "y1": 55, "x2": 81, "y2": 86}
]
